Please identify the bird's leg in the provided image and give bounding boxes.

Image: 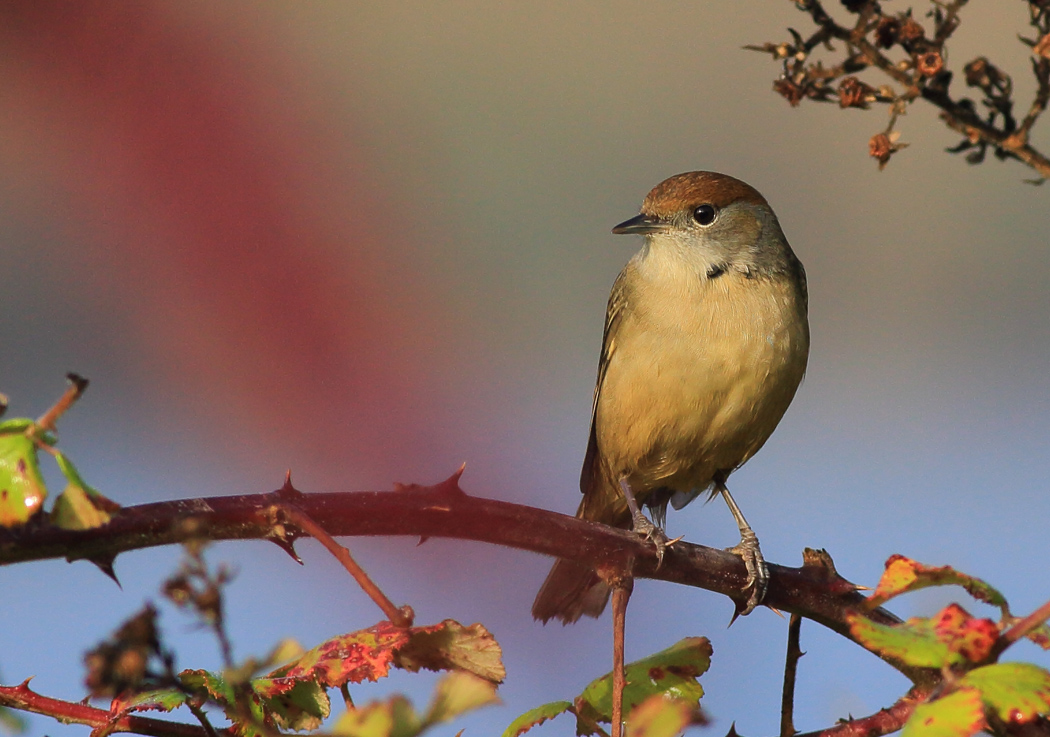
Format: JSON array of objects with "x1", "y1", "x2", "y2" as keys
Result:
[
  {"x1": 717, "y1": 478, "x2": 768, "y2": 615},
  {"x1": 619, "y1": 478, "x2": 671, "y2": 565}
]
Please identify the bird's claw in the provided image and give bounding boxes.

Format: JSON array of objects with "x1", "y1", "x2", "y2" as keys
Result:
[
  {"x1": 630, "y1": 514, "x2": 680, "y2": 568},
  {"x1": 726, "y1": 534, "x2": 768, "y2": 617}
]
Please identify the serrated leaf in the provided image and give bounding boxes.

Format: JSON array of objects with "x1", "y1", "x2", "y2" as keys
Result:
[
  {"x1": 901, "y1": 688, "x2": 985, "y2": 737},
  {"x1": 626, "y1": 695, "x2": 698, "y2": 737},
  {"x1": 577, "y1": 638, "x2": 711, "y2": 727},
  {"x1": 869, "y1": 556, "x2": 1009, "y2": 616},
  {"x1": 0, "y1": 432, "x2": 46, "y2": 527},
  {"x1": 394, "y1": 620, "x2": 505, "y2": 684},
  {"x1": 424, "y1": 671, "x2": 499, "y2": 725},
  {"x1": 848, "y1": 613, "x2": 957, "y2": 668},
  {"x1": 501, "y1": 701, "x2": 573, "y2": 737},
  {"x1": 961, "y1": 663, "x2": 1050, "y2": 722}
]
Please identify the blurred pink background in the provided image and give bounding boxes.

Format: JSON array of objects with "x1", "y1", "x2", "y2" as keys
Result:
[{"x1": 2, "y1": 3, "x2": 1048, "y2": 736}]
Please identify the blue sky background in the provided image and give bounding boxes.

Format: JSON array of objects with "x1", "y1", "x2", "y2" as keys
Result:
[{"x1": 2, "y1": 3, "x2": 1049, "y2": 736}]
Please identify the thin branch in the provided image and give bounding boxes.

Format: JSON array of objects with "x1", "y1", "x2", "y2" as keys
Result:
[
  {"x1": 275, "y1": 495, "x2": 412, "y2": 627},
  {"x1": 791, "y1": 692, "x2": 921, "y2": 737},
  {"x1": 997, "y1": 597, "x2": 1050, "y2": 653},
  {"x1": 34, "y1": 373, "x2": 89, "y2": 433},
  {"x1": 610, "y1": 584, "x2": 631, "y2": 737},
  {"x1": 780, "y1": 614, "x2": 804, "y2": 737}
]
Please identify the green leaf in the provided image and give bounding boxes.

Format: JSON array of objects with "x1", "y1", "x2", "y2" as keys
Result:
[
  {"x1": 849, "y1": 613, "x2": 959, "y2": 668},
  {"x1": 0, "y1": 431, "x2": 46, "y2": 527},
  {"x1": 576, "y1": 638, "x2": 711, "y2": 728},
  {"x1": 626, "y1": 695, "x2": 699, "y2": 737},
  {"x1": 901, "y1": 688, "x2": 985, "y2": 737},
  {"x1": 501, "y1": 701, "x2": 573, "y2": 737},
  {"x1": 961, "y1": 662, "x2": 1050, "y2": 722}
]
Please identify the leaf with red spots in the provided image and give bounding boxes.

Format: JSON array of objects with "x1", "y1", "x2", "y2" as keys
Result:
[
  {"x1": 574, "y1": 638, "x2": 711, "y2": 733},
  {"x1": 0, "y1": 421, "x2": 47, "y2": 527},
  {"x1": 901, "y1": 688, "x2": 986, "y2": 737},
  {"x1": 849, "y1": 604, "x2": 1000, "y2": 668},
  {"x1": 275, "y1": 621, "x2": 411, "y2": 688},
  {"x1": 869, "y1": 556, "x2": 1009, "y2": 614},
  {"x1": 961, "y1": 663, "x2": 1050, "y2": 723}
]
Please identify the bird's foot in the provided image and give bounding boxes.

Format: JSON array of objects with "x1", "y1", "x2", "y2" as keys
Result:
[
  {"x1": 630, "y1": 513, "x2": 680, "y2": 567},
  {"x1": 726, "y1": 529, "x2": 768, "y2": 617}
]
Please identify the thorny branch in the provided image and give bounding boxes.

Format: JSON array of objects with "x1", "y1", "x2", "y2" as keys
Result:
[{"x1": 748, "y1": 0, "x2": 1050, "y2": 180}]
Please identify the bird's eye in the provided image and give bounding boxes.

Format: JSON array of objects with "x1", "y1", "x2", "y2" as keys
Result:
[{"x1": 693, "y1": 204, "x2": 717, "y2": 226}]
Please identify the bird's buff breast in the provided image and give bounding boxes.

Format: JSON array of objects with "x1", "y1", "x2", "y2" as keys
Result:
[{"x1": 595, "y1": 270, "x2": 808, "y2": 495}]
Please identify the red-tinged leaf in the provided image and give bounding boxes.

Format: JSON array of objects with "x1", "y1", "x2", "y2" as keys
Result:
[
  {"x1": 932, "y1": 604, "x2": 1001, "y2": 663},
  {"x1": 961, "y1": 663, "x2": 1050, "y2": 722},
  {"x1": 276, "y1": 622, "x2": 411, "y2": 687},
  {"x1": 500, "y1": 701, "x2": 573, "y2": 737},
  {"x1": 394, "y1": 620, "x2": 505, "y2": 684},
  {"x1": 626, "y1": 694, "x2": 702, "y2": 737},
  {"x1": 869, "y1": 556, "x2": 1009, "y2": 616},
  {"x1": 901, "y1": 688, "x2": 986, "y2": 737},
  {"x1": 848, "y1": 613, "x2": 958, "y2": 668}
]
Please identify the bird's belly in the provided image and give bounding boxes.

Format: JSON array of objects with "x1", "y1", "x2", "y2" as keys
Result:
[{"x1": 595, "y1": 276, "x2": 808, "y2": 497}]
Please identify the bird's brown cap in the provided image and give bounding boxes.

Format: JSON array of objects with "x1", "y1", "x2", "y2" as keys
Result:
[{"x1": 640, "y1": 171, "x2": 769, "y2": 218}]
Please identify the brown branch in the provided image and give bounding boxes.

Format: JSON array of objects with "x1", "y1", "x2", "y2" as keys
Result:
[
  {"x1": 0, "y1": 680, "x2": 218, "y2": 737},
  {"x1": 792, "y1": 691, "x2": 922, "y2": 737},
  {"x1": 780, "y1": 614, "x2": 803, "y2": 737},
  {"x1": 34, "y1": 373, "x2": 89, "y2": 434},
  {"x1": 0, "y1": 470, "x2": 930, "y2": 686}
]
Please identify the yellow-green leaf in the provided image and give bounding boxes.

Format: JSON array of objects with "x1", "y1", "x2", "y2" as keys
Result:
[
  {"x1": 902, "y1": 688, "x2": 985, "y2": 737},
  {"x1": 961, "y1": 663, "x2": 1050, "y2": 722},
  {"x1": 626, "y1": 695, "x2": 699, "y2": 737}
]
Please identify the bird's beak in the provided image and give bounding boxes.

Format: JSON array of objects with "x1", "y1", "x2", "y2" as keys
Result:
[{"x1": 612, "y1": 213, "x2": 670, "y2": 235}]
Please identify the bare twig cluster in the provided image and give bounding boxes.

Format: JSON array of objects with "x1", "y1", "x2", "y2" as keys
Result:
[{"x1": 748, "y1": 0, "x2": 1050, "y2": 180}]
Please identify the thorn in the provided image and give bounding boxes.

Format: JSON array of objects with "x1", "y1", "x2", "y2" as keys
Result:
[
  {"x1": 417, "y1": 536, "x2": 429, "y2": 546},
  {"x1": 727, "y1": 604, "x2": 743, "y2": 628},
  {"x1": 276, "y1": 470, "x2": 303, "y2": 499},
  {"x1": 769, "y1": 606, "x2": 786, "y2": 618},
  {"x1": 854, "y1": 584, "x2": 872, "y2": 591},
  {"x1": 66, "y1": 373, "x2": 89, "y2": 395},
  {"x1": 270, "y1": 536, "x2": 304, "y2": 565},
  {"x1": 89, "y1": 555, "x2": 121, "y2": 587},
  {"x1": 434, "y1": 463, "x2": 468, "y2": 496}
]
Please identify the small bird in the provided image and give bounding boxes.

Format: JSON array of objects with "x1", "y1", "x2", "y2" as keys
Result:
[{"x1": 532, "y1": 171, "x2": 810, "y2": 624}]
